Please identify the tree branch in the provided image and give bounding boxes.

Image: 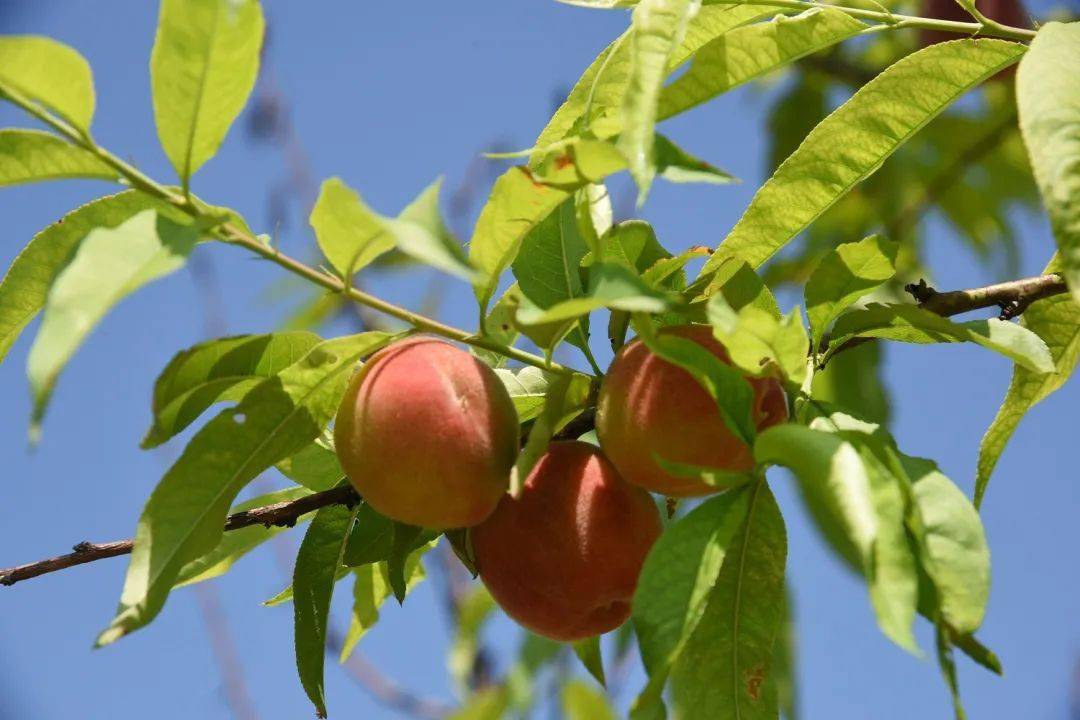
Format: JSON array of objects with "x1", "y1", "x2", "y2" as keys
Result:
[
  {"x1": 904, "y1": 273, "x2": 1066, "y2": 319},
  {"x1": 0, "y1": 485, "x2": 359, "y2": 587}
]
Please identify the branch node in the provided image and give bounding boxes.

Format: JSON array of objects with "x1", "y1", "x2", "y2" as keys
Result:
[
  {"x1": 905, "y1": 278, "x2": 937, "y2": 304},
  {"x1": 72, "y1": 541, "x2": 93, "y2": 553}
]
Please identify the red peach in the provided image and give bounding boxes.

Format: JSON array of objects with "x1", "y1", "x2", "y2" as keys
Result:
[
  {"x1": 333, "y1": 337, "x2": 518, "y2": 528},
  {"x1": 596, "y1": 324, "x2": 787, "y2": 497},
  {"x1": 472, "y1": 441, "x2": 662, "y2": 641}
]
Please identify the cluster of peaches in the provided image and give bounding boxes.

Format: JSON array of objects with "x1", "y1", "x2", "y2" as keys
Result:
[{"x1": 333, "y1": 325, "x2": 787, "y2": 641}]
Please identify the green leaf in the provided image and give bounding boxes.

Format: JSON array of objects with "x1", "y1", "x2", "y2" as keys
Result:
[
  {"x1": 686, "y1": 253, "x2": 781, "y2": 319},
  {"x1": 393, "y1": 178, "x2": 479, "y2": 281},
  {"x1": 0, "y1": 129, "x2": 116, "y2": 186},
  {"x1": 563, "y1": 680, "x2": 618, "y2": 720},
  {"x1": 572, "y1": 637, "x2": 607, "y2": 687},
  {"x1": 634, "y1": 316, "x2": 756, "y2": 445},
  {"x1": 0, "y1": 36, "x2": 95, "y2": 130},
  {"x1": 669, "y1": 482, "x2": 787, "y2": 720},
  {"x1": 698, "y1": 39, "x2": 1026, "y2": 275},
  {"x1": 96, "y1": 332, "x2": 395, "y2": 646},
  {"x1": 657, "y1": 8, "x2": 866, "y2": 123},
  {"x1": 0, "y1": 191, "x2": 171, "y2": 366},
  {"x1": 512, "y1": 198, "x2": 593, "y2": 354},
  {"x1": 174, "y1": 486, "x2": 314, "y2": 588},
  {"x1": 310, "y1": 177, "x2": 396, "y2": 279},
  {"x1": 904, "y1": 456, "x2": 990, "y2": 635},
  {"x1": 755, "y1": 424, "x2": 877, "y2": 568},
  {"x1": 576, "y1": 183, "x2": 613, "y2": 257},
  {"x1": 934, "y1": 619, "x2": 967, "y2": 720},
  {"x1": 533, "y1": 4, "x2": 774, "y2": 151},
  {"x1": 805, "y1": 235, "x2": 898, "y2": 347},
  {"x1": 514, "y1": 373, "x2": 592, "y2": 485},
  {"x1": 27, "y1": 210, "x2": 198, "y2": 431},
  {"x1": 810, "y1": 339, "x2": 891, "y2": 425},
  {"x1": 340, "y1": 503, "x2": 397, "y2": 568},
  {"x1": 652, "y1": 133, "x2": 737, "y2": 186},
  {"x1": 339, "y1": 550, "x2": 428, "y2": 662},
  {"x1": 276, "y1": 433, "x2": 345, "y2": 492},
  {"x1": 495, "y1": 366, "x2": 551, "y2": 423},
  {"x1": 470, "y1": 167, "x2": 574, "y2": 314},
  {"x1": 449, "y1": 687, "x2": 511, "y2": 720},
  {"x1": 653, "y1": 454, "x2": 755, "y2": 492},
  {"x1": 386, "y1": 522, "x2": 423, "y2": 603},
  {"x1": 472, "y1": 283, "x2": 522, "y2": 368},
  {"x1": 977, "y1": 260, "x2": 1080, "y2": 506},
  {"x1": 826, "y1": 303, "x2": 1054, "y2": 373},
  {"x1": 516, "y1": 262, "x2": 670, "y2": 327},
  {"x1": 707, "y1": 295, "x2": 809, "y2": 383},
  {"x1": 633, "y1": 489, "x2": 752, "y2": 677},
  {"x1": 150, "y1": 0, "x2": 264, "y2": 183},
  {"x1": 1017, "y1": 23, "x2": 1080, "y2": 305},
  {"x1": 143, "y1": 331, "x2": 322, "y2": 448},
  {"x1": 293, "y1": 501, "x2": 360, "y2": 718}
]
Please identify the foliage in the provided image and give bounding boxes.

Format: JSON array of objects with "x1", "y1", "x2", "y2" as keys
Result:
[{"x1": 0, "y1": 1, "x2": 1074, "y2": 719}]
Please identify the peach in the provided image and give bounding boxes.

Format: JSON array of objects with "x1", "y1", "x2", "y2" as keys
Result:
[
  {"x1": 333, "y1": 336, "x2": 518, "y2": 528},
  {"x1": 472, "y1": 441, "x2": 662, "y2": 641},
  {"x1": 596, "y1": 324, "x2": 787, "y2": 497}
]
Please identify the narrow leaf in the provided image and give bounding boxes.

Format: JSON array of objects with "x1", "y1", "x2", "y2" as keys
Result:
[
  {"x1": 572, "y1": 637, "x2": 607, "y2": 687},
  {"x1": 977, "y1": 259, "x2": 1080, "y2": 506},
  {"x1": 669, "y1": 482, "x2": 787, "y2": 720},
  {"x1": 699, "y1": 39, "x2": 1026, "y2": 275},
  {"x1": 1016, "y1": 22, "x2": 1080, "y2": 304},
  {"x1": 96, "y1": 332, "x2": 394, "y2": 646},
  {"x1": 310, "y1": 177, "x2": 395, "y2": 278},
  {"x1": 0, "y1": 191, "x2": 169, "y2": 366},
  {"x1": 392, "y1": 178, "x2": 479, "y2": 281},
  {"x1": 0, "y1": 35, "x2": 95, "y2": 130},
  {"x1": 339, "y1": 554, "x2": 427, "y2": 662},
  {"x1": 151, "y1": 0, "x2": 264, "y2": 182},
  {"x1": 0, "y1": 129, "x2": 116, "y2": 186},
  {"x1": 618, "y1": 0, "x2": 702, "y2": 200},
  {"x1": 174, "y1": 486, "x2": 313, "y2": 588},
  {"x1": 827, "y1": 303, "x2": 1054, "y2": 373},
  {"x1": 657, "y1": 8, "x2": 866, "y2": 122},
  {"x1": 27, "y1": 210, "x2": 197, "y2": 430},
  {"x1": 143, "y1": 331, "x2": 322, "y2": 448},
  {"x1": 633, "y1": 488, "x2": 752, "y2": 675},
  {"x1": 294, "y1": 502, "x2": 360, "y2": 718},
  {"x1": 805, "y1": 235, "x2": 898, "y2": 346}
]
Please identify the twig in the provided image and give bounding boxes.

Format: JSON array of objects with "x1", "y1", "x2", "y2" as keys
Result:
[
  {"x1": 0, "y1": 485, "x2": 358, "y2": 587},
  {"x1": 904, "y1": 273, "x2": 1066, "y2": 319}
]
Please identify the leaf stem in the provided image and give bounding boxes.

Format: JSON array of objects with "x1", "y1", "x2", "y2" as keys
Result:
[{"x1": 1, "y1": 87, "x2": 580, "y2": 377}]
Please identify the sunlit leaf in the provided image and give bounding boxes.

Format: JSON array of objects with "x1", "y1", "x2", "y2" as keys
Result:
[
  {"x1": 804, "y1": 235, "x2": 898, "y2": 347},
  {"x1": 658, "y1": 8, "x2": 865, "y2": 122},
  {"x1": 96, "y1": 332, "x2": 395, "y2": 646},
  {"x1": 27, "y1": 210, "x2": 198, "y2": 431},
  {"x1": 514, "y1": 373, "x2": 592, "y2": 484},
  {"x1": 0, "y1": 129, "x2": 115, "y2": 186},
  {"x1": 143, "y1": 331, "x2": 322, "y2": 448},
  {"x1": 0, "y1": 192, "x2": 170, "y2": 366},
  {"x1": 310, "y1": 177, "x2": 396, "y2": 279},
  {"x1": 174, "y1": 486, "x2": 314, "y2": 588},
  {"x1": 699, "y1": 39, "x2": 1026, "y2": 276},
  {"x1": 708, "y1": 295, "x2": 809, "y2": 383},
  {"x1": 393, "y1": 177, "x2": 479, "y2": 281},
  {"x1": 826, "y1": 303, "x2": 1054, "y2": 373},
  {"x1": 516, "y1": 262, "x2": 670, "y2": 327},
  {"x1": 276, "y1": 432, "x2": 345, "y2": 492},
  {"x1": 669, "y1": 482, "x2": 787, "y2": 720},
  {"x1": 472, "y1": 283, "x2": 523, "y2": 368},
  {"x1": 0, "y1": 35, "x2": 95, "y2": 130},
  {"x1": 495, "y1": 366, "x2": 552, "y2": 423},
  {"x1": 977, "y1": 258, "x2": 1080, "y2": 506},
  {"x1": 756, "y1": 424, "x2": 876, "y2": 568},
  {"x1": 634, "y1": 488, "x2": 752, "y2": 677},
  {"x1": 1016, "y1": 22, "x2": 1080, "y2": 304},
  {"x1": 151, "y1": 0, "x2": 264, "y2": 183},
  {"x1": 293, "y1": 501, "x2": 360, "y2": 718}
]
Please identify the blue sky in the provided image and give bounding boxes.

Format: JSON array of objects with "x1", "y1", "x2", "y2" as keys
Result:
[{"x1": 0, "y1": 1, "x2": 1077, "y2": 719}]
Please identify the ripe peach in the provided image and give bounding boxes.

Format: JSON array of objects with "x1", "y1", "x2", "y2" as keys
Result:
[
  {"x1": 333, "y1": 336, "x2": 518, "y2": 529},
  {"x1": 472, "y1": 441, "x2": 662, "y2": 641},
  {"x1": 596, "y1": 324, "x2": 787, "y2": 497}
]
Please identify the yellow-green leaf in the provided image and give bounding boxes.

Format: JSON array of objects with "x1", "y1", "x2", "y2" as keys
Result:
[
  {"x1": 0, "y1": 35, "x2": 95, "y2": 130},
  {"x1": 151, "y1": 0, "x2": 264, "y2": 183},
  {"x1": 0, "y1": 129, "x2": 116, "y2": 186}
]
